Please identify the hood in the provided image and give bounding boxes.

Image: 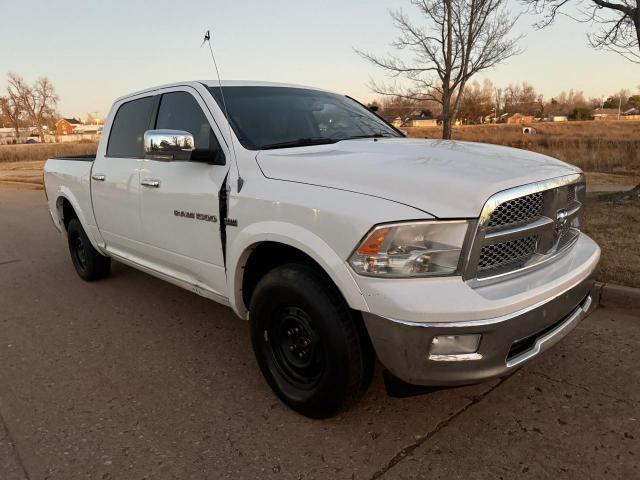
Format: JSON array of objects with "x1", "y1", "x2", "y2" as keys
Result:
[{"x1": 256, "y1": 138, "x2": 580, "y2": 218}]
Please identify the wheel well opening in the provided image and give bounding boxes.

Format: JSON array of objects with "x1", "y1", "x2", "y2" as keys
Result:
[
  {"x1": 241, "y1": 242, "x2": 327, "y2": 310},
  {"x1": 59, "y1": 197, "x2": 77, "y2": 230}
]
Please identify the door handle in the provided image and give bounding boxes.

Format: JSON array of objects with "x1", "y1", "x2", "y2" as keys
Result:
[
  {"x1": 141, "y1": 178, "x2": 161, "y2": 188},
  {"x1": 91, "y1": 173, "x2": 105, "y2": 181}
]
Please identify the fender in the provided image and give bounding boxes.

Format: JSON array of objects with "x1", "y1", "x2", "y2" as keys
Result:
[
  {"x1": 227, "y1": 221, "x2": 370, "y2": 319},
  {"x1": 54, "y1": 187, "x2": 105, "y2": 253}
]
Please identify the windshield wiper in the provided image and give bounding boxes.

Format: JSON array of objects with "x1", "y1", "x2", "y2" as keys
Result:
[
  {"x1": 343, "y1": 133, "x2": 397, "y2": 140},
  {"x1": 261, "y1": 137, "x2": 338, "y2": 150}
]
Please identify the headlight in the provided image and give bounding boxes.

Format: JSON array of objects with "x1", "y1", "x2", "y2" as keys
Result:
[{"x1": 348, "y1": 220, "x2": 470, "y2": 277}]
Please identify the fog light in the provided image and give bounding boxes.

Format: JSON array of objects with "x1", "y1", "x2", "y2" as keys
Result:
[{"x1": 429, "y1": 334, "x2": 482, "y2": 361}]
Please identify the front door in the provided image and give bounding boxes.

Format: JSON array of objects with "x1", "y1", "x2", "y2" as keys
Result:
[{"x1": 138, "y1": 89, "x2": 229, "y2": 297}]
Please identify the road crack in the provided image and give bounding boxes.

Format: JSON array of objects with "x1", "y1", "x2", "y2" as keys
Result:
[
  {"x1": 0, "y1": 259, "x2": 21, "y2": 266},
  {"x1": 0, "y1": 400, "x2": 31, "y2": 480},
  {"x1": 369, "y1": 376, "x2": 508, "y2": 480}
]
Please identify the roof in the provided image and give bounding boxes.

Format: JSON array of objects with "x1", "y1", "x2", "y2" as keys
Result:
[
  {"x1": 591, "y1": 108, "x2": 620, "y2": 115},
  {"x1": 0, "y1": 127, "x2": 37, "y2": 134},
  {"x1": 57, "y1": 118, "x2": 82, "y2": 125},
  {"x1": 74, "y1": 125, "x2": 102, "y2": 133},
  {"x1": 115, "y1": 80, "x2": 333, "y2": 104},
  {"x1": 407, "y1": 115, "x2": 436, "y2": 121}
]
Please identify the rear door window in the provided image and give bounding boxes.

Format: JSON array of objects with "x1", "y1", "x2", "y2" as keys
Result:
[{"x1": 106, "y1": 96, "x2": 155, "y2": 158}]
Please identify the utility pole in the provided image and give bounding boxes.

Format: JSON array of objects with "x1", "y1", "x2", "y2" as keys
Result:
[{"x1": 618, "y1": 96, "x2": 622, "y2": 120}]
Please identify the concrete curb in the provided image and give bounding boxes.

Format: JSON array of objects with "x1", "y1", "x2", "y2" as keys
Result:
[{"x1": 596, "y1": 282, "x2": 640, "y2": 311}]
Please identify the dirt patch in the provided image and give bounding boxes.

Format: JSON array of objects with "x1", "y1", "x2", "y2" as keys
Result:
[{"x1": 0, "y1": 161, "x2": 45, "y2": 189}]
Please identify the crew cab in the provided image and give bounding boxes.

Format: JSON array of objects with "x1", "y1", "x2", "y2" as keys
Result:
[{"x1": 44, "y1": 81, "x2": 600, "y2": 418}]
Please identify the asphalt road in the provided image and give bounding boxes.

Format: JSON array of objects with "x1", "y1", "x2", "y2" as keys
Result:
[{"x1": 1, "y1": 186, "x2": 639, "y2": 480}]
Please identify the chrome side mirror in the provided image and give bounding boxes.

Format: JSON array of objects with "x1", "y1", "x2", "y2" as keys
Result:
[{"x1": 144, "y1": 129, "x2": 195, "y2": 161}]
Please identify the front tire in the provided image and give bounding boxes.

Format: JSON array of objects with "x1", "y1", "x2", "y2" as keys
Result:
[
  {"x1": 67, "y1": 218, "x2": 111, "y2": 281},
  {"x1": 250, "y1": 263, "x2": 373, "y2": 418}
]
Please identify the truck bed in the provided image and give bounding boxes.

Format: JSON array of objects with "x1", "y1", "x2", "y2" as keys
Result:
[
  {"x1": 44, "y1": 156, "x2": 97, "y2": 235},
  {"x1": 49, "y1": 155, "x2": 96, "y2": 162}
]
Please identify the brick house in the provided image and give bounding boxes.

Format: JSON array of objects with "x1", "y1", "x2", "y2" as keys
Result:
[{"x1": 55, "y1": 118, "x2": 82, "y2": 135}]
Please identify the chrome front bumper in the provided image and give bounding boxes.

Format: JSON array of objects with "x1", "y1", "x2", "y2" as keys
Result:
[{"x1": 362, "y1": 270, "x2": 596, "y2": 386}]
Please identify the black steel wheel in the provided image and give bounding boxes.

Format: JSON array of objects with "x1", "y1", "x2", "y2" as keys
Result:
[
  {"x1": 268, "y1": 306, "x2": 324, "y2": 390},
  {"x1": 250, "y1": 263, "x2": 374, "y2": 418},
  {"x1": 67, "y1": 218, "x2": 111, "y2": 281}
]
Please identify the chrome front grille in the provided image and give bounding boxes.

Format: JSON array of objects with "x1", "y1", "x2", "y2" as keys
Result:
[
  {"x1": 478, "y1": 235, "x2": 539, "y2": 274},
  {"x1": 465, "y1": 174, "x2": 585, "y2": 284},
  {"x1": 487, "y1": 192, "x2": 543, "y2": 228}
]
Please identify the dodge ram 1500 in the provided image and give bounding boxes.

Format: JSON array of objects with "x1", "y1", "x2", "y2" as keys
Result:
[{"x1": 44, "y1": 81, "x2": 600, "y2": 418}]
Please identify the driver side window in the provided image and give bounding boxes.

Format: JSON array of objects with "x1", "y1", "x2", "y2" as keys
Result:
[{"x1": 155, "y1": 91, "x2": 225, "y2": 164}]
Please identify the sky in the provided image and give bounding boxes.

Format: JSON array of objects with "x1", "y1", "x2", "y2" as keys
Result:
[{"x1": 1, "y1": 0, "x2": 638, "y2": 119}]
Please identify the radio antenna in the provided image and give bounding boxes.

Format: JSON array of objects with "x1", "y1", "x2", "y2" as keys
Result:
[{"x1": 202, "y1": 30, "x2": 242, "y2": 191}]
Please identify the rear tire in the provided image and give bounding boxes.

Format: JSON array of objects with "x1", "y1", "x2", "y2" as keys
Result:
[
  {"x1": 250, "y1": 263, "x2": 373, "y2": 418},
  {"x1": 67, "y1": 218, "x2": 111, "y2": 281}
]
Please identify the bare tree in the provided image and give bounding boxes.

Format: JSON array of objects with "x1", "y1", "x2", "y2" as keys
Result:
[
  {"x1": 7, "y1": 73, "x2": 59, "y2": 142},
  {"x1": 524, "y1": 1, "x2": 640, "y2": 63},
  {"x1": 0, "y1": 94, "x2": 24, "y2": 140},
  {"x1": 458, "y1": 79, "x2": 496, "y2": 123},
  {"x1": 357, "y1": 0, "x2": 522, "y2": 139}
]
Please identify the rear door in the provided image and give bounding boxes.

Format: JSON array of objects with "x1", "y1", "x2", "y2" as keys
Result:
[
  {"x1": 92, "y1": 95, "x2": 155, "y2": 259},
  {"x1": 138, "y1": 88, "x2": 230, "y2": 298}
]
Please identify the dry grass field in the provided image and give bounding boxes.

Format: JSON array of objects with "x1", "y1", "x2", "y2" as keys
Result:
[{"x1": 0, "y1": 141, "x2": 98, "y2": 164}]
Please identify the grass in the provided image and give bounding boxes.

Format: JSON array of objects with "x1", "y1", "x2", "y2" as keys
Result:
[
  {"x1": 0, "y1": 142, "x2": 98, "y2": 163},
  {"x1": 583, "y1": 196, "x2": 640, "y2": 289}
]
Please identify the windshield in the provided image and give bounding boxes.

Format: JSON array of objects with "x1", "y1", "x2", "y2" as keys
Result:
[{"x1": 208, "y1": 86, "x2": 402, "y2": 150}]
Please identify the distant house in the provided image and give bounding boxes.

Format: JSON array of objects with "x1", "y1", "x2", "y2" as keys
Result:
[
  {"x1": 0, "y1": 126, "x2": 38, "y2": 144},
  {"x1": 55, "y1": 118, "x2": 82, "y2": 135},
  {"x1": 550, "y1": 115, "x2": 568, "y2": 122},
  {"x1": 382, "y1": 116, "x2": 403, "y2": 128},
  {"x1": 0, "y1": 127, "x2": 17, "y2": 144},
  {"x1": 74, "y1": 124, "x2": 102, "y2": 135},
  {"x1": 591, "y1": 108, "x2": 620, "y2": 121},
  {"x1": 623, "y1": 108, "x2": 640, "y2": 121},
  {"x1": 404, "y1": 114, "x2": 438, "y2": 127},
  {"x1": 506, "y1": 113, "x2": 534, "y2": 124}
]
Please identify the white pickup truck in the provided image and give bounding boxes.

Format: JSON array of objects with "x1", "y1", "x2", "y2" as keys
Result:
[{"x1": 44, "y1": 81, "x2": 600, "y2": 418}]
